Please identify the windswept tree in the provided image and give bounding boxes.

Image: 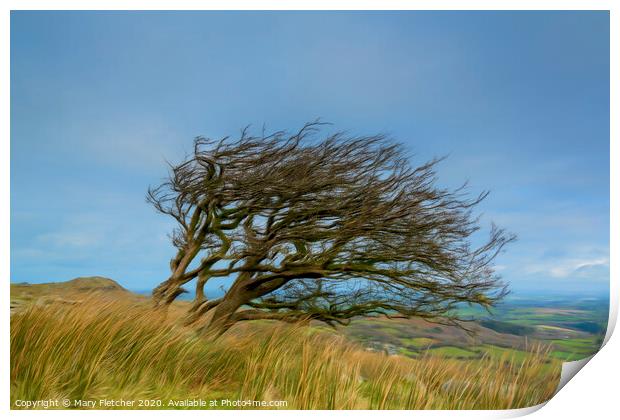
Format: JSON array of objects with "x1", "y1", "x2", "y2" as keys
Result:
[{"x1": 148, "y1": 122, "x2": 515, "y2": 335}]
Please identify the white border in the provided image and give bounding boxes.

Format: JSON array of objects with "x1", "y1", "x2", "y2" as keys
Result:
[{"x1": 2, "y1": 2, "x2": 617, "y2": 419}]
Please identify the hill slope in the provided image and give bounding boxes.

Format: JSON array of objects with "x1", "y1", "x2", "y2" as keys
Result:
[
  {"x1": 10, "y1": 276, "x2": 129, "y2": 313},
  {"x1": 10, "y1": 294, "x2": 560, "y2": 409}
]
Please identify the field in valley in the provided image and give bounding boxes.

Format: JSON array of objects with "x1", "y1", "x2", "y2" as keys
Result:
[{"x1": 341, "y1": 294, "x2": 607, "y2": 363}]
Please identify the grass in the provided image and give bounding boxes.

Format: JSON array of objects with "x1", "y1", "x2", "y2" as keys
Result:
[
  {"x1": 401, "y1": 337, "x2": 436, "y2": 349},
  {"x1": 549, "y1": 351, "x2": 579, "y2": 361},
  {"x1": 11, "y1": 294, "x2": 561, "y2": 410},
  {"x1": 398, "y1": 348, "x2": 419, "y2": 358},
  {"x1": 472, "y1": 345, "x2": 532, "y2": 364},
  {"x1": 547, "y1": 337, "x2": 601, "y2": 361},
  {"x1": 424, "y1": 346, "x2": 478, "y2": 359}
]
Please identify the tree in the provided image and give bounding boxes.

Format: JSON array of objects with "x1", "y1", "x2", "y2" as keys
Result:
[{"x1": 148, "y1": 122, "x2": 515, "y2": 336}]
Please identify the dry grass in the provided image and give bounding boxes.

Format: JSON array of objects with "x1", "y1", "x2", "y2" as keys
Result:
[{"x1": 10, "y1": 294, "x2": 561, "y2": 409}]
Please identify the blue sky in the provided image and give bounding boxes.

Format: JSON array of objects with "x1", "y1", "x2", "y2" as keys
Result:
[{"x1": 11, "y1": 11, "x2": 609, "y2": 295}]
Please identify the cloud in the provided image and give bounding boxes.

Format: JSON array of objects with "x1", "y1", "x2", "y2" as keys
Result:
[
  {"x1": 526, "y1": 256, "x2": 609, "y2": 280},
  {"x1": 572, "y1": 261, "x2": 611, "y2": 280}
]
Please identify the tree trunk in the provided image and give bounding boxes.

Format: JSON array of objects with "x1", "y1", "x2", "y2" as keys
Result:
[
  {"x1": 153, "y1": 244, "x2": 200, "y2": 306},
  {"x1": 200, "y1": 272, "x2": 256, "y2": 336},
  {"x1": 201, "y1": 295, "x2": 245, "y2": 337}
]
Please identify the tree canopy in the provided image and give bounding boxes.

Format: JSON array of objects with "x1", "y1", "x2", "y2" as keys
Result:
[{"x1": 148, "y1": 122, "x2": 515, "y2": 335}]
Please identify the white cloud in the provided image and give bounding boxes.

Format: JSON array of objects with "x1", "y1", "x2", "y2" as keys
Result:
[{"x1": 527, "y1": 256, "x2": 609, "y2": 280}]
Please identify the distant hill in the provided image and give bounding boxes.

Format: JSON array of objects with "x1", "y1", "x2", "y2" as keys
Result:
[
  {"x1": 61, "y1": 276, "x2": 127, "y2": 291},
  {"x1": 12, "y1": 276, "x2": 126, "y2": 292},
  {"x1": 10, "y1": 276, "x2": 129, "y2": 313}
]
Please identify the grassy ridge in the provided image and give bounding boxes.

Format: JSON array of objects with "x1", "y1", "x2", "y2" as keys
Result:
[{"x1": 11, "y1": 294, "x2": 561, "y2": 409}]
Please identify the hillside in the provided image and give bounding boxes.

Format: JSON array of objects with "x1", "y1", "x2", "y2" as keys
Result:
[
  {"x1": 10, "y1": 276, "x2": 129, "y2": 313},
  {"x1": 9, "y1": 277, "x2": 605, "y2": 362},
  {"x1": 10, "y1": 292, "x2": 560, "y2": 409}
]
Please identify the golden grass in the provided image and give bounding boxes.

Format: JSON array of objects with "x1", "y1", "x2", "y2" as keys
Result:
[{"x1": 10, "y1": 294, "x2": 561, "y2": 410}]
